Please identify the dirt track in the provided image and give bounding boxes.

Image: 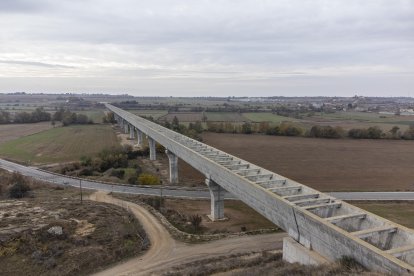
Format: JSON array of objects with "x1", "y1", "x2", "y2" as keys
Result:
[{"x1": 90, "y1": 192, "x2": 285, "y2": 276}]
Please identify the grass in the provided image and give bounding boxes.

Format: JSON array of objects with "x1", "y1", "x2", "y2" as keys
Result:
[
  {"x1": 353, "y1": 201, "x2": 414, "y2": 229},
  {"x1": 0, "y1": 124, "x2": 119, "y2": 164},
  {"x1": 77, "y1": 109, "x2": 105, "y2": 124},
  {"x1": 242, "y1": 112, "x2": 293, "y2": 123}
]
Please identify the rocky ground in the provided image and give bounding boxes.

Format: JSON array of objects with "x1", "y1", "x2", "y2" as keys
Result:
[{"x1": 0, "y1": 184, "x2": 148, "y2": 276}]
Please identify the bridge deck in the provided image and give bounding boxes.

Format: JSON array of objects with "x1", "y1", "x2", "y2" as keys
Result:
[{"x1": 107, "y1": 103, "x2": 414, "y2": 273}]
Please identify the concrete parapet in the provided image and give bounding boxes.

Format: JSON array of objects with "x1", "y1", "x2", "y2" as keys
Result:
[{"x1": 283, "y1": 237, "x2": 329, "y2": 266}]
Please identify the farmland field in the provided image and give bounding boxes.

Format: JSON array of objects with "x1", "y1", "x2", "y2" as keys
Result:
[
  {"x1": 0, "y1": 124, "x2": 119, "y2": 164},
  {"x1": 160, "y1": 112, "x2": 203, "y2": 122},
  {"x1": 242, "y1": 112, "x2": 293, "y2": 123},
  {"x1": 0, "y1": 122, "x2": 53, "y2": 145},
  {"x1": 129, "y1": 109, "x2": 168, "y2": 120},
  {"x1": 354, "y1": 201, "x2": 414, "y2": 229},
  {"x1": 205, "y1": 112, "x2": 247, "y2": 122},
  {"x1": 202, "y1": 133, "x2": 414, "y2": 192}
]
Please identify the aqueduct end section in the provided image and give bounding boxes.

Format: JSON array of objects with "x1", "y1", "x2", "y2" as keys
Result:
[{"x1": 107, "y1": 103, "x2": 414, "y2": 274}]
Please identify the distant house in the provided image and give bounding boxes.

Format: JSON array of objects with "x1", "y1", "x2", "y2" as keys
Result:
[{"x1": 400, "y1": 109, "x2": 414, "y2": 116}]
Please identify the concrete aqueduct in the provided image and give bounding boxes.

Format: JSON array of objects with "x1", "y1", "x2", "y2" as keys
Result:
[{"x1": 106, "y1": 103, "x2": 414, "y2": 274}]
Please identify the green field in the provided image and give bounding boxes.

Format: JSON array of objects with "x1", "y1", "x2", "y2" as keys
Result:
[
  {"x1": 242, "y1": 112, "x2": 293, "y2": 123},
  {"x1": 0, "y1": 125, "x2": 119, "y2": 164},
  {"x1": 77, "y1": 109, "x2": 105, "y2": 124}
]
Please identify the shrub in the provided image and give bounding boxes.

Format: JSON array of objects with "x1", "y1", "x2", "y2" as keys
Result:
[
  {"x1": 8, "y1": 174, "x2": 31, "y2": 198},
  {"x1": 309, "y1": 125, "x2": 344, "y2": 138},
  {"x1": 279, "y1": 122, "x2": 303, "y2": 136},
  {"x1": 78, "y1": 168, "x2": 93, "y2": 176},
  {"x1": 138, "y1": 173, "x2": 160, "y2": 185},
  {"x1": 80, "y1": 156, "x2": 92, "y2": 166},
  {"x1": 110, "y1": 169, "x2": 125, "y2": 179},
  {"x1": 348, "y1": 126, "x2": 383, "y2": 139},
  {"x1": 127, "y1": 176, "x2": 137, "y2": 185}
]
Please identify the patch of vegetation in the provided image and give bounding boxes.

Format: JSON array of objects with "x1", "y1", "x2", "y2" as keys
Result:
[
  {"x1": 0, "y1": 107, "x2": 51, "y2": 124},
  {"x1": 138, "y1": 173, "x2": 161, "y2": 185},
  {"x1": 309, "y1": 125, "x2": 345, "y2": 138},
  {"x1": 53, "y1": 108, "x2": 93, "y2": 126}
]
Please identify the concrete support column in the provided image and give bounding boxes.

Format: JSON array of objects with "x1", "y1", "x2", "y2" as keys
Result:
[
  {"x1": 165, "y1": 150, "x2": 178, "y2": 184},
  {"x1": 124, "y1": 122, "x2": 129, "y2": 134},
  {"x1": 205, "y1": 178, "x2": 225, "y2": 221},
  {"x1": 148, "y1": 137, "x2": 156, "y2": 160},
  {"x1": 137, "y1": 129, "x2": 143, "y2": 145},
  {"x1": 129, "y1": 125, "x2": 135, "y2": 139}
]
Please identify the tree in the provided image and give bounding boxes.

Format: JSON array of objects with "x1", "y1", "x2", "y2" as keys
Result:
[
  {"x1": 241, "y1": 122, "x2": 252, "y2": 134},
  {"x1": 403, "y1": 125, "x2": 414, "y2": 140},
  {"x1": 389, "y1": 126, "x2": 400, "y2": 139},
  {"x1": 189, "y1": 214, "x2": 202, "y2": 233},
  {"x1": 172, "y1": 116, "x2": 179, "y2": 131}
]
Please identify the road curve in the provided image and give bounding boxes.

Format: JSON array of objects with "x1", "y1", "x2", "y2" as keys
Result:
[
  {"x1": 90, "y1": 191, "x2": 285, "y2": 276},
  {"x1": 1, "y1": 158, "x2": 414, "y2": 201}
]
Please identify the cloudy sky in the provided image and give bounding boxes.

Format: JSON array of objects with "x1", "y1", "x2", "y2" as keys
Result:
[{"x1": 0, "y1": 0, "x2": 413, "y2": 97}]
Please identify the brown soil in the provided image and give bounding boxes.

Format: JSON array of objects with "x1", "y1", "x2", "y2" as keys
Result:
[
  {"x1": 200, "y1": 133, "x2": 414, "y2": 192},
  {"x1": 91, "y1": 192, "x2": 285, "y2": 276},
  {"x1": 0, "y1": 122, "x2": 53, "y2": 144},
  {"x1": 116, "y1": 194, "x2": 276, "y2": 234}
]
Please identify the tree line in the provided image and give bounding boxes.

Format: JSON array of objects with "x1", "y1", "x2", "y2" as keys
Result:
[{"x1": 0, "y1": 107, "x2": 93, "y2": 126}]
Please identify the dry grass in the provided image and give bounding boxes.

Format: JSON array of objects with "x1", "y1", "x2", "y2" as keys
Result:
[
  {"x1": 0, "y1": 124, "x2": 119, "y2": 164},
  {"x1": 160, "y1": 251, "x2": 381, "y2": 276},
  {"x1": 0, "y1": 172, "x2": 148, "y2": 276},
  {"x1": 0, "y1": 122, "x2": 53, "y2": 145}
]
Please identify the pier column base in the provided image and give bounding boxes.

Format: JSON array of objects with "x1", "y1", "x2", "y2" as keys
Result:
[
  {"x1": 165, "y1": 150, "x2": 178, "y2": 184},
  {"x1": 205, "y1": 178, "x2": 225, "y2": 221},
  {"x1": 137, "y1": 129, "x2": 143, "y2": 145},
  {"x1": 283, "y1": 237, "x2": 329, "y2": 266},
  {"x1": 148, "y1": 137, "x2": 156, "y2": 161}
]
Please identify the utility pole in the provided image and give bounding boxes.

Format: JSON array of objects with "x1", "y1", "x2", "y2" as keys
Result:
[{"x1": 79, "y1": 179, "x2": 83, "y2": 204}]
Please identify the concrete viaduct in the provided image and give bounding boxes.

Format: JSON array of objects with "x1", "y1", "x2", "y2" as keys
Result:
[{"x1": 107, "y1": 103, "x2": 414, "y2": 274}]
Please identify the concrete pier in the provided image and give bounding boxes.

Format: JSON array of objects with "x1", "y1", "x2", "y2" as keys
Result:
[
  {"x1": 165, "y1": 150, "x2": 178, "y2": 184},
  {"x1": 148, "y1": 137, "x2": 156, "y2": 160},
  {"x1": 283, "y1": 237, "x2": 329, "y2": 265},
  {"x1": 137, "y1": 129, "x2": 143, "y2": 145},
  {"x1": 205, "y1": 178, "x2": 225, "y2": 221},
  {"x1": 124, "y1": 122, "x2": 129, "y2": 134},
  {"x1": 129, "y1": 125, "x2": 135, "y2": 139}
]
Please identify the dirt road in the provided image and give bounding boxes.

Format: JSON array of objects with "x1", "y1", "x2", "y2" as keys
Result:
[{"x1": 90, "y1": 192, "x2": 285, "y2": 275}]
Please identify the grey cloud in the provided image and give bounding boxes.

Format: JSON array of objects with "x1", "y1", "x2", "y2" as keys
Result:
[
  {"x1": 0, "y1": 60, "x2": 75, "y2": 69},
  {"x1": 0, "y1": 0, "x2": 413, "y2": 96}
]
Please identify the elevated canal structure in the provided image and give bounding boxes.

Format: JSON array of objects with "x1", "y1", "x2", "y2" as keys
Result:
[{"x1": 107, "y1": 103, "x2": 414, "y2": 274}]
